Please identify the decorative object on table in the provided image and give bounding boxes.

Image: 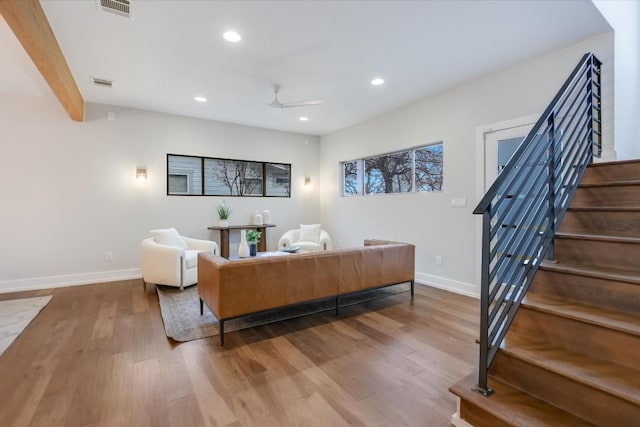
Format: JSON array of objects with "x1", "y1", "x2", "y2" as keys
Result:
[
  {"x1": 278, "y1": 224, "x2": 333, "y2": 252},
  {"x1": 279, "y1": 245, "x2": 300, "y2": 253},
  {"x1": 246, "y1": 229, "x2": 262, "y2": 256},
  {"x1": 238, "y1": 229, "x2": 250, "y2": 258},
  {"x1": 216, "y1": 200, "x2": 232, "y2": 227},
  {"x1": 262, "y1": 209, "x2": 271, "y2": 224},
  {"x1": 252, "y1": 210, "x2": 263, "y2": 225},
  {"x1": 206, "y1": 224, "x2": 276, "y2": 259}
]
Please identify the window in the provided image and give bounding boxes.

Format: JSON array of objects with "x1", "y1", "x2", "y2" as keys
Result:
[
  {"x1": 415, "y1": 144, "x2": 443, "y2": 191},
  {"x1": 168, "y1": 174, "x2": 189, "y2": 194},
  {"x1": 341, "y1": 142, "x2": 443, "y2": 196},
  {"x1": 343, "y1": 160, "x2": 360, "y2": 196},
  {"x1": 167, "y1": 154, "x2": 291, "y2": 197},
  {"x1": 167, "y1": 155, "x2": 202, "y2": 195}
]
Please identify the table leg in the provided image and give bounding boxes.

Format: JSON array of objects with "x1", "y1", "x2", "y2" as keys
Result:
[
  {"x1": 257, "y1": 226, "x2": 267, "y2": 252},
  {"x1": 220, "y1": 229, "x2": 230, "y2": 258}
]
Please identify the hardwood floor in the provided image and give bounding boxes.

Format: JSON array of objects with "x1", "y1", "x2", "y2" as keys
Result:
[{"x1": 0, "y1": 280, "x2": 478, "y2": 427}]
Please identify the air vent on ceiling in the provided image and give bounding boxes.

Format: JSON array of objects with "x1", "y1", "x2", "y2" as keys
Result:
[
  {"x1": 98, "y1": 0, "x2": 131, "y2": 18},
  {"x1": 92, "y1": 77, "x2": 113, "y2": 88}
]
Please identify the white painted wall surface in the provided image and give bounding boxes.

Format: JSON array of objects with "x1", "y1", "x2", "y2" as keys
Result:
[
  {"x1": 593, "y1": 0, "x2": 640, "y2": 160},
  {"x1": 0, "y1": 99, "x2": 320, "y2": 291},
  {"x1": 319, "y1": 33, "x2": 613, "y2": 297}
]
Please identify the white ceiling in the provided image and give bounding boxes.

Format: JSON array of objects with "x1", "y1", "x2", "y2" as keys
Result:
[{"x1": 2, "y1": 1, "x2": 610, "y2": 135}]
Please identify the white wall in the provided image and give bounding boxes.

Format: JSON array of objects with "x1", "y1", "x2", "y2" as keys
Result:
[
  {"x1": 0, "y1": 98, "x2": 320, "y2": 291},
  {"x1": 319, "y1": 33, "x2": 613, "y2": 297},
  {"x1": 593, "y1": 0, "x2": 640, "y2": 160}
]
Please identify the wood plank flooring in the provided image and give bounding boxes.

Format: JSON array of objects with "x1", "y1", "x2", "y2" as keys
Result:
[{"x1": 0, "y1": 280, "x2": 478, "y2": 427}]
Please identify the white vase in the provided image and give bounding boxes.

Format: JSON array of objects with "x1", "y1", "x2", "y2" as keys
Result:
[
  {"x1": 262, "y1": 209, "x2": 271, "y2": 224},
  {"x1": 238, "y1": 230, "x2": 250, "y2": 258},
  {"x1": 253, "y1": 210, "x2": 263, "y2": 225},
  {"x1": 218, "y1": 219, "x2": 229, "y2": 227}
]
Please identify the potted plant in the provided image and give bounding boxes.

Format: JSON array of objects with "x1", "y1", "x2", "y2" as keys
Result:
[
  {"x1": 246, "y1": 229, "x2": 262, "y2": 256},
  {"x1": 216, "y1": 200, "x2": 231, "y2": 227}
]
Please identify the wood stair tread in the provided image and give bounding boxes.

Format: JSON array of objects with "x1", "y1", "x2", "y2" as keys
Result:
[
  {"x1": 450, "y1": 373, "x2": 596, "y2": 426},
  {"x1": 539, "y1": 261, "x2": 640, "y2": 284},
  {"x1": 554, "y1": 232, "x2": 640, "y2": 243},
  {"x1": 567, "y1": 206, "x2": 640, "y2": 212},
  {"x1": 500, "y1": 336, "x2": 640, "y2": 406},
  {"x1": 522, "y1": 293, "x2": 640, "y2": 337},
  {"x1": 587, "y1": 159, "x2": 640, "y2": 168},
  {"x1": 578, "y1": 179, "x2": 640, "y2": 188}
]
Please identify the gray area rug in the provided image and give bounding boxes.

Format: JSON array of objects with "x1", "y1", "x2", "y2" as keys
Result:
[
  {"x1": 156, "y1": 282, "x2": 410, "y2": 342},
  {"x1": 0, "y1": 295, "x2": 52, "y2": 356}
]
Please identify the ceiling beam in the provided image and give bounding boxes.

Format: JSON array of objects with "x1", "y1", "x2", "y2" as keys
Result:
[{"x1": 0, "y1": 0, "x2": 84, "y2": 121}]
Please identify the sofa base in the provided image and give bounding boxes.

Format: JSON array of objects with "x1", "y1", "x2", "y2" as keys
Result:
[{"x1": 200, "y1": 280, "x2": 414, "y2": 345}]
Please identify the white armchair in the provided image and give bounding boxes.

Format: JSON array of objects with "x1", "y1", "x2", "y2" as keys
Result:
[
  {"x1": 140, "y1": 228, "x2": 218, "y2": 291},
  {"x1": 278, "y1": 226, "x2": 332, "y2": 253}
]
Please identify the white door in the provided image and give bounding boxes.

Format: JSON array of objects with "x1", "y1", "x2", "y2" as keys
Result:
[{"x1": 483, "y1": 123, "x2": 534, "y2": 192}]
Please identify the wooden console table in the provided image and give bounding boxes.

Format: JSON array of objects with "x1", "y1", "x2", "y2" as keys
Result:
[{"x1": 207, "y1": 224, "x2": 276, "y2": 258}]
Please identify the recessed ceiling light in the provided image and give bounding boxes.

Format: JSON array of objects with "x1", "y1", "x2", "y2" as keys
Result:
[
  {"x1": 223, "y1": 30, "x2": 242, "y2": 42},
  {"x1": 299, "y1": 116, "x2": 309, "y2": 122},
  {"x1": 370, "y1": 78, "x2": 385, "y2": 86},
  {"x1": 194, "y1": 96, "x2": 207, "y2": 103}
]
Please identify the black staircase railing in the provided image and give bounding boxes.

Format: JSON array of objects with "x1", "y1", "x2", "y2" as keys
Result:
[{"x1": 473, "y1": 53, "x2": 602, "y2": 396}]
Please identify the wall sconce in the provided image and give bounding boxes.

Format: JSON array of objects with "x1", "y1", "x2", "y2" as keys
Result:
[
  {"x1": 136, "y1": 166, "x2": 148, "y2": 182},
  {"x1": 304, "y1": 177, "x2": 312, "y2": 190}
]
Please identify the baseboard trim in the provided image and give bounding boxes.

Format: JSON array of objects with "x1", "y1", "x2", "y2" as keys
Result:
[
  {"x1": 0, "y1": 268, "x2": 142, "y2": 293},
  {"x1": 415, "y1": 272, "x2": 479, "y2": 299}
]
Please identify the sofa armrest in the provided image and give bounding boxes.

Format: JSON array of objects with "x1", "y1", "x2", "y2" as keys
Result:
[
  {"x1": 183, "y1": 236, "x2": 218, "y2": 254},
  {"x1": 140, "y1": 238, "x2": 183, "y2": 286},
  {"x1": 319, "y1": 230, "x2": 332, "y2": 250},
  {"x1": 278, "y1": 229, "x2": 300, "y2": 248}
]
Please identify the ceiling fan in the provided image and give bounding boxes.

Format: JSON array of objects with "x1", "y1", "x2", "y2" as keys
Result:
[{"x1": 266, "y1": 84, "x2": 323, "y2": 109}]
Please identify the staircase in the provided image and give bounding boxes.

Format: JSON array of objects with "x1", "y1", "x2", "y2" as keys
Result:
[{"x1": 450, "y1": 159, "x2": 640, "y2": 426}]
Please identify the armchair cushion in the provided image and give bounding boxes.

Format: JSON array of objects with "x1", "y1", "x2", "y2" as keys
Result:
[
  {"x1": 299, "y1": 224, "x2": 321, "y2": 243},
  {"x1": 150, "y1": 228, "x2": 187, "y2": 249},
  {"x1": 278, "y1": 227, "x2": 332, "y2": 252}
]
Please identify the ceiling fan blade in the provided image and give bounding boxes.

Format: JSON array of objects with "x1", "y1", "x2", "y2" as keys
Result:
[{"x1": 281, "y1": 100, "x2": 324, "y2": 108}]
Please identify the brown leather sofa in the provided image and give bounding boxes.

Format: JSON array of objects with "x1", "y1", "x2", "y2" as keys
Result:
[{"x1": 198, "y1": 239, "x2": 415, "y2": 344}]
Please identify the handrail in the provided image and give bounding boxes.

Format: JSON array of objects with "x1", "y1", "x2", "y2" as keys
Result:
[{"x1": 473, "y1": 53, "x2": 602, "y2": 396}]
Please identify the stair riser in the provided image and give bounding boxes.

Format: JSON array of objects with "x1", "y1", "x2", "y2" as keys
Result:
[
  {"x1": 571, "y1": 185, "x2": 640, "y2": 207},
  {"x1": 509, "y1": 307, "x2": 639, "y2": 370},
  {"x1": 559, "y1": 210, "x2": 640, "y2": 237},
  {"x1": 491, "y1": 351, "x2": 640, "y2": 426},
  {"x1": 459, "y1": 400, "x2": 512, "y2": 427},
  {"x1": 554, "y1": 237, "x2": 640, "y2": 272},
  {"x1": 582, "y1": 162, "x2": 640, "y2": 184},
  {"x1": 530, "y1": 269, "x2": 640, "y2": 315}
]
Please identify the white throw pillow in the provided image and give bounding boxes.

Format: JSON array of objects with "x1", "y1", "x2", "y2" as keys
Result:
[
  {"x1": 150, "y1": 228, "x2": 188, "y2": 249},
  {"x1": 299, "y1": 224, "x2": 321, "y2": 243}
]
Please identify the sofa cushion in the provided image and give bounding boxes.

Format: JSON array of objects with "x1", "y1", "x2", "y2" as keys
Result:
[
  {"x1": 299, "y1": 224, "x2": 321, "y2": 243},
  {"x1": 150, "y1": 228, "x2": 187, "y2": 249}
]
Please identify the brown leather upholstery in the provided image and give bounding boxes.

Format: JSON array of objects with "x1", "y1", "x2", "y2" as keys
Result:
[{"x1": 198, "y1": 240, "x2": 415, "y2": 321}]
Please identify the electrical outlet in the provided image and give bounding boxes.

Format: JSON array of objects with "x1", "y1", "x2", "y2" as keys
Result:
[
  {"x1": 451, "y1": 197, "x2": 467, "y2": 208},
  {"x1": 436, "y1": 255, "x2": 443, "y2": 266},
  {"x1": 105, "y1": 252, "x2": 113, "y2": 262}
]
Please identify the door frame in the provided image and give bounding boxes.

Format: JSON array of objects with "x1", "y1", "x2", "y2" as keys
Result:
[{"x1": 473, "y1": 114, "x2": 539, "y2": 291}]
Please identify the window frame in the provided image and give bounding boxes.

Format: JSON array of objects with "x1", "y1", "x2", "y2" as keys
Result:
[
  {"x1": 166, "y1": 153, "x2": 292, "y2": 198},
  {"x1": 340, "y1": 142, "x2": 443, "y2": 197}
]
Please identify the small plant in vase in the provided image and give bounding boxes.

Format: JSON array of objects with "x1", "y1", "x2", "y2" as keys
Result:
[
  {"x1": 246, "y1": 229, "x2": 262, "y2": 256},
  {"x1": 216, "y1": 200, "x2": 231, "y2": 227}
]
